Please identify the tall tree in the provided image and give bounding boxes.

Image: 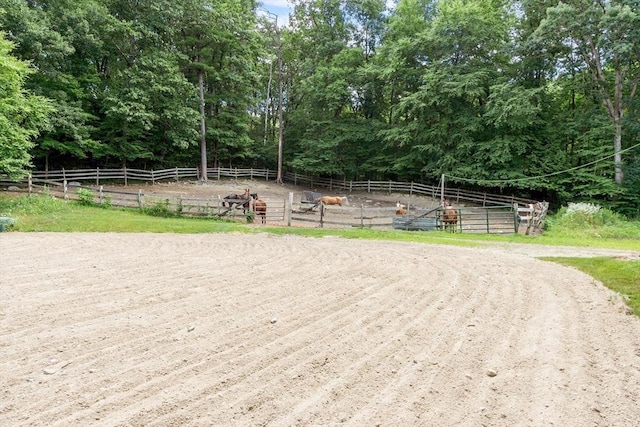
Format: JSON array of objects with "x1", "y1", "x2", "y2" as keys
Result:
[
  {"x1": 0, "y1": 32, "x2": 52, "y2": 179},
  {"x1": 532, "y1": 0, "x2": 640, "y2": 185},
  {"x1": 177, "y1": 0, "x2": 260, "y2": 179},
  {"x1": 0, "y1": 0, "x2": 106, "y2": 170},
  {"x1": 286, "y1": 0, "x2": 387, "y2": 178}
]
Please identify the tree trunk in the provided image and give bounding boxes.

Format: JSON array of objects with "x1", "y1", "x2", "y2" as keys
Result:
[
  {"x1": 614, "y1": 118, "x2": 623, "y2": 185},
  {"x1": 276, "y1": 25, "x2": 284, "y2": 184},
  {"x1": 198, "y1": 66, "x2": 207, "y2": 181}
]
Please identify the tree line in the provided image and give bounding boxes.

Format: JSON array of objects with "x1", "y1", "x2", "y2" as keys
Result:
[{"x1": 1, "y1": 0, "x2": 639, "y2": 215}]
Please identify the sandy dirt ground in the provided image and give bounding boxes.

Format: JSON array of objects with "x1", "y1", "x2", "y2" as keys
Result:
[{"x1": 1, "y1": 231, "x2": 639, "y2": 427}]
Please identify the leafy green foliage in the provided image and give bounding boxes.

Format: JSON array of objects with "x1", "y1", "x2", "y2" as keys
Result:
[
  {"x1": 0, "y1": 0, "x2": 639, "y2": 213},
  {"x1": 0, "y1": 34, "x2": 53, "y2": 179},
  {"x1": 76, "y1": 188, "x2": 95, "y2": 206},
  {"x1": 142, "y1": 199, "x2": 179, "y2": 218},
  {"x1": 544, "y1": 205, "x2": 640, "y2": 239}
]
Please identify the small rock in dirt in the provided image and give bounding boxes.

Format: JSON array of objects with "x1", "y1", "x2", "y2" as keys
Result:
[
  {"x1": 187, "y1": 325, "x2": 195, "y2": 332},
  {"x1": 270, "y1": 317, "x2": 278, "y2": 324},
  {"x1": 43, "y1": 368, "x2": 57, "y2": 375},
  {"x1": 487, "y1": 369, "x2": 498, "y2": 377}
]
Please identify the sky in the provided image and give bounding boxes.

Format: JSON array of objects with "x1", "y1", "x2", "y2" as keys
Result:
[
  {"x1": 259, "y1": 0, "x2": 292, "y2": 27},
  {"x1": 259, "y1": 0, "x2": 397, "y2": 28}
]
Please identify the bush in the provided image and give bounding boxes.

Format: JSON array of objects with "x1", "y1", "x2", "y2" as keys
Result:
[
  {"x1": 76, "y1": 188, "x2": 95, "y2": 206},
  {"x1": 143, "y1": 199, "x2": 179, "y2": 218},
  {"x1": 544, "y1": 202, "x2": 640, "y2": 239}
]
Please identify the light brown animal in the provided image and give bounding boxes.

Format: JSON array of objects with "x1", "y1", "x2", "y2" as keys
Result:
[
  {"x1": 253, "y1": 198, "x2": 267, "y2": 224},
  {"x1": 316, "y1": 196, "x2": 347, "y2": 207},
  {"x1": 442, "y1": 202, "x2": 458, "y2": 232},
  {"x1": 395, "y1": 201, "x2": 407, "y2": 215}
]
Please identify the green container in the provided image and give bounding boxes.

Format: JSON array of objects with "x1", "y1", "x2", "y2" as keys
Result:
[
  {"x1": 0, "y1": 216, "x2": 16, "y2": 232},
  {"x1": 392, "y1": 216, "x2": 438, "y2": 231}
]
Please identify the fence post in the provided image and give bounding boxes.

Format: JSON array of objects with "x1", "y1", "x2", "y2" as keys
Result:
[
  {"x1": 96, "y1": 167, "x2": 99, "y2": 186},
  {"x1": 486, "y1": 209, "x2": 490, "y2": 233},
  {"x1": 124, "y1": 166, "x2": 128, "y2": 186},
  {"x1": 176, "y1": 167, "x2": 179, "y2": 182},
  {"x1": 63, "y1": 180, "x2": 68, "y2": 200},
  {"x1": 137, "y1": 189, "x2": 143, "y2": 208},
  {"x1": 329, "y1": 178, "x2": 333, "y2": 191},
  {"x1": 367, "y1": 180, "x2": 371, "y2": 193},
  {"x1": 319, "y1": 203, "x2": 324, "y2": 228},
  {"x1": 99, "y1": 185, "x2": 104, "y2": 204},
  {"x1": 288, "y1": 192, "x2": 293, "y2": 226},
  {"x1": 360, "y1": 204, "x2": 364, "y2": 228},
  {"x1": 28, "y1": 173, "x2": 32, "y2": 196}
]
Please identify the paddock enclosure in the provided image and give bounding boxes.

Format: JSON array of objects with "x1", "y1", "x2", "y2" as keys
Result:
[
  {"x1": 1, "y1": 233, "x2": 639, "y2": 426},
  {"x1": 289, "y1": 194, "x2": 518, "y2": 233},
  {"x1": 1, "y1": 167, "x2": 544, "y2": 233}
]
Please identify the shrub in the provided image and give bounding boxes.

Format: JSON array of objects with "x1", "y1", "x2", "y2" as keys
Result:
[
  {"x1": 101, "y1": 195, "x2": 112, "y2": 209},
  {"x1": 143, "y1": 199, "x2": 178, "y2": 218},
  {"x1": 76, "y1": 188, "x2": 95, "y2": 206},
  {"x1": 544, "y1": 202, "x2": 640, "y2": 239}
]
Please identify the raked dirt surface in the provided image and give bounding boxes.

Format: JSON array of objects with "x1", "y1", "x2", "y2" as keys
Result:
[{"x1": 1, "y1": 232, "x2": 639, "y2": 427}]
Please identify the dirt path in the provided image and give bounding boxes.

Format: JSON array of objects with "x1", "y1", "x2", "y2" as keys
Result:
[{"x1": 1, "y1": 233, "x2": 639, "y2": 426}]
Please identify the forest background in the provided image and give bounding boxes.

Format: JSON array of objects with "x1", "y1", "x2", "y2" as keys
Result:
[{"x1": 1, "y1": 0, "x2": 639, "y2": 216}]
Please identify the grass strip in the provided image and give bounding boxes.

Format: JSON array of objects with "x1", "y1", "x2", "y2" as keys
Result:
[{"x1": 541, "y1": 257, "x2": 640, "y2": 317}]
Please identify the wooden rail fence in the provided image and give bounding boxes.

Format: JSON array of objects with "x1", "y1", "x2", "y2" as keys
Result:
[{"x1": 1, "y1": 167, "x2": 539, "y2": 232}]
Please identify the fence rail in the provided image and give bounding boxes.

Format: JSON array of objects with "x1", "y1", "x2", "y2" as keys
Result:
[
  {"x1": 1, "y1": 167, "x2": 539, "y2": 233},
  {"x1": 282, "y1": 173, "x2": 536, "y2": 208},
  {"x1": 2, "y1": 167, "x2": 537, "y2": 208},
  {"x1": 287, "y1": 198, "x2": 517, "y2": 233}
]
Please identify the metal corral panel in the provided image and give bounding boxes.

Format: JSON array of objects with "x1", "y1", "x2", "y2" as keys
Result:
[
  {"x1": 301, "y1": 191, "x2": 322, "y2": 203},
  {"x1": 392, "y1": 216, "x2": 439, "y2": 231}
]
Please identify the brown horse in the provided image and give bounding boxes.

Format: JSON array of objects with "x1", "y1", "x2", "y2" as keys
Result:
[
  {"x1": 442, "y1": 202, "x2": 458, "y2": 232},
  {"x1": 316, "y1": 196, "x2": 347, "y2": 207},
  {"x1": 253, "y1": 198, "x2": 267, "y2": 224},
  {"x1": 224, "y1": 189, "x2": 251, "y2": 212}
]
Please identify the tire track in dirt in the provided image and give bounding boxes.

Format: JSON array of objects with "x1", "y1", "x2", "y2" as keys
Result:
[{"x1": 1, "y1": 233, "x2": 639, "y2": 427}]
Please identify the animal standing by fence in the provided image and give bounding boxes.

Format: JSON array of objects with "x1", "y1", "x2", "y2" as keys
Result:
[
  {"x1": 224, "y1": 189, "x2": 251, "y2": 213},
  {"x1": 442, "y1": 201, "x2": 459, "y2": 232},
  {"x1": 395, "y1": 201, "x2": 407, "y2": 215},
  {"x1": 253, "y1": 198, "x2": 267, "y2": 224},
  {"x1": 316, "y1": 196, "x2": 348, "y2": 207}
]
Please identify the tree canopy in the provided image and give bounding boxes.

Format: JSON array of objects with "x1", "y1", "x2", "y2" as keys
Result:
[{"x1": 1, "y1": 0, "x2": 639, "y2": 214}]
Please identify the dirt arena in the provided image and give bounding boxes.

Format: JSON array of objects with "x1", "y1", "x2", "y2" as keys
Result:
[{"x1": 1, "y1": 229, "x2": 639, "y2": 426}]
